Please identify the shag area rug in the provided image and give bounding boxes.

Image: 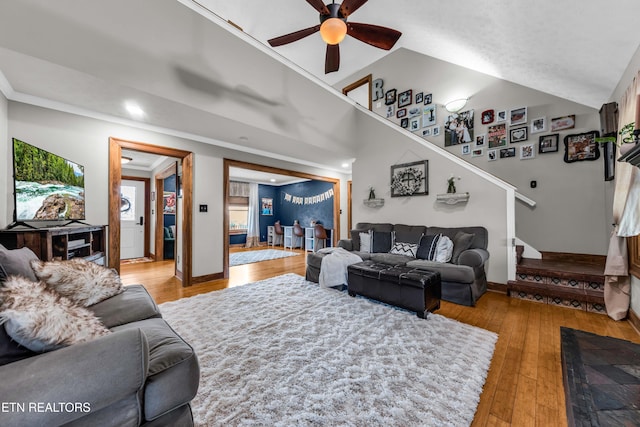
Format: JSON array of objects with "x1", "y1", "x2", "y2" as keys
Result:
[
  {"x1": 229, "y1": 249, "x2": 300, "y2": 266},
  {"x1": 160, "y1": 273, "x2": 498, "y2": 426}
]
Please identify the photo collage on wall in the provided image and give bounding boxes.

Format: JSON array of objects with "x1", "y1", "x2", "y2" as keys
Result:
[
  {"x1": 475, "y1": 108, "x2": 584, "y2": 162},
  {"x1": 378, "y1": 80, "x2": 585, "y2": 164},
  {"x1": 384, "y1": 87, "x2": 440, "y2": 139}
]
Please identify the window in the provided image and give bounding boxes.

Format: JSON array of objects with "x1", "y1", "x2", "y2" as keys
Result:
[
  {"x1": 229, "y1": 196, "x2": 248, "y2": 233},
  {"x1": 120, "y1": 185, "x2": 136, "y2": 221}
]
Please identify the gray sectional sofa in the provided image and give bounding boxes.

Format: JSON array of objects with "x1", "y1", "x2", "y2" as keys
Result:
[
  {"x1": 0, "y1": 246, "x2": 199, "y2": 427},
  {"x1": 306, "y1": 223, "x2": 490, "y2": 306}
]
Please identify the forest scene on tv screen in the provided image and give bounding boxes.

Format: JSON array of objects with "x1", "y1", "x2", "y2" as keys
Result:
[{"x1": 13, "y1": 139, "x2": 85, "y2": 221}]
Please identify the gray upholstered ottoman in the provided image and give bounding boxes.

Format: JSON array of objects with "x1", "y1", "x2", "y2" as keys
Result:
[{"x1": 347, "y1": 261, "x2": 441, "y2": 318}]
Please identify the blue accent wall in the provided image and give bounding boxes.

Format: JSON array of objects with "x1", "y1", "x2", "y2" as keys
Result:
[
  {"x1": 258, "y1": 184, "x2": 278, "y2": 242},
  {"x1": 277, "y1": 181, "x2": 334, "y2": 229},
  {"x1": 230, "y1": 181, "x2": 334, "y2": 245}
]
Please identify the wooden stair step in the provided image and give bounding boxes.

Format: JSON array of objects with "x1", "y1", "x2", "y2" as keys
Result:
[
  {"x1": 508, "y1": 280, "x2": 604, "y2": 303},
  {"x1": 517, "y1": 258, "x2": 605, "y2": 284}
]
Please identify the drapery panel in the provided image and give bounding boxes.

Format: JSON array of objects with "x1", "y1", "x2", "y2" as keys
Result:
[
  {"x1": 245, "y1": 183, "x2": 261, "y2": 248},
  {"x1": 604, "y1": 71, "x2": 640, "y2": 320}
]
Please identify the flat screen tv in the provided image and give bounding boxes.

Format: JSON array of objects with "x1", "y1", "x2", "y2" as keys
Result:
[{"x1": 12, "y1": 138, "x2": 85, "y2": 222}]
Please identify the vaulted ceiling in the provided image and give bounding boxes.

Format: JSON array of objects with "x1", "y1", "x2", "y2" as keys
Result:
[{"x1": 1, "y1": 0, "x2": 639, "y2": 172}]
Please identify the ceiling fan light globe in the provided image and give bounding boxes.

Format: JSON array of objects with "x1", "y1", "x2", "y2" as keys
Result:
[{"x1": 320, "y1": 18, "x2": 347, "y2": 45}]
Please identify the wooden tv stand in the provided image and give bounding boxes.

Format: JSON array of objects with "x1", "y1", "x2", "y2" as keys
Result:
[{"x1": 0, "y1": 225, "x2": 106, "y2": 265}]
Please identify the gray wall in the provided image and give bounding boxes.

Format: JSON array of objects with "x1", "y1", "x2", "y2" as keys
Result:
[
  {"x1": 339, "y1": 49, "x2": 612, "y2": 256},
  {"x1": 4, "y1": 102, "x2": 350, "y2": 278},
  {"x1": 350, "y1": 108, "x2": 513, "y2": 284}
]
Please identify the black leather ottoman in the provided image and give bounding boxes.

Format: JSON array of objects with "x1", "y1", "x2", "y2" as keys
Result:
[{"x1": 347, "y1": 261, "x2": 441, "y2": 318}]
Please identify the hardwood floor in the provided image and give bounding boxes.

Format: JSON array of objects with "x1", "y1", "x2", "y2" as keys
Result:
[{"x1": 119, "y1": 247, "x2": 640, "y2": 426}]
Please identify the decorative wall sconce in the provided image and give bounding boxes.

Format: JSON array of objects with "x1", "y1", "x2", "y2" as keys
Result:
[{"x1": 445, "y1": 98, "x2": 469, "y2": 113}]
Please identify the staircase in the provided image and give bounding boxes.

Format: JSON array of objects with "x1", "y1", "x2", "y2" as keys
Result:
[{"x1": 507, "y1": 250, "x2": 607, "y2": 314}]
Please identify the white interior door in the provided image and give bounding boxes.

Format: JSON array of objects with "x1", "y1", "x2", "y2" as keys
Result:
[{"x1": 120, "y1": 179, "x2": 145, "y2": 259}]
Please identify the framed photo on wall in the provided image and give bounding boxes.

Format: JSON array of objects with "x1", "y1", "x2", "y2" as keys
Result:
[
  {"x1": 385, "y1": 89, "x2": 397, "y2": 105},
  {"x1": 551, "y1": 115, "x2": 576, "y2": 132},
  {"x1": 500, "y1": 147, "x2": 516, "y2": 158},
  {"x1": 538, "y1": 134, "x2": 559, "y2": 153},
  {"x1": 163, "y1": 192, "x2": 176, "y2": 214},
  {"x1": 509, "y1": 126, "x2": 528, "y2": 143},
  {"x1": 509, "y1": 107, "x2": 528, "y2": 125},
  {"x1": 261, "y1": 197, "x2": 273, "y2": 215},
  {"x1": 398, "y1": 89, "x2": 412, "y2": 108},
  {"x1": 520, "y1": 143, "x2": 535, "y2": 160},
  {"x1": 563, "y1": 130, "x2": 600, "y2": 163},
  {"x1": 531, "y1": 117, "x2": 547, "y2": 134}
]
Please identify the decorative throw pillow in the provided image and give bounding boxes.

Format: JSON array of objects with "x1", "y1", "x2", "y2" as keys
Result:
[
  {"x1": 434, "y1": 235, "x2": 454, "y2": 263},
  {"x1": 389, "y1": 242, "x2": 418, "y2": 257},
  {"x1": 451, "y1": 231, "x2": 476, "y2": 264},
  {"x1": 416, "y1": 234, "x2": 441, "y2": 260},
  {"x1": 30, "y1": 258, "x2": 123, "y2": 307},
  {"x1": 359, "y1": 231, "x2": 372, "y2": 253},
  {"x1": 371, "y1": 231, "x2": 393, "y2": 253},
  {"x1": 0, "y1": 244, "x2": 38, "y2": 282},
  {"x1": 0, "y1": 276, "x2": 111, "y2": 352}
]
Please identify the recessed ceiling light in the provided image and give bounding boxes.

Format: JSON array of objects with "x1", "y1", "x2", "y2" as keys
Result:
[
  {"x1": 270, "y1": 178, "x2": 276, "y2": 182},
  {"x1": 341, "y1": 163, "x2": 350, "y2": 168},
  {"x1": 125, "y1": 102, "x2": 144, "y2": 118}
]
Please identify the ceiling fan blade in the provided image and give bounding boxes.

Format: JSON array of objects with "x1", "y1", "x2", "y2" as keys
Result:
[
  {"x1": 347, "y1": 22, "x2": 402, "y2": 50},
  {"x1": 325, "y1": 44, "x2": 340, "y2": 74},
  {"x1": 306, "y1": 0, "x2": 330, "y2": 15},
  {"x1": 268, "y1": 25, "x2": 320, "y2": 47},
  {"x1": 339, "y1": 0, "x2": 368, "y2": 17}
]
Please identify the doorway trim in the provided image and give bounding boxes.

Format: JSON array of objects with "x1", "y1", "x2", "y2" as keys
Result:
[
  {"x1": 109, "y1": 137, "x2": 193, "y2": 286},
  {"x1": 154, "y1": 163, "x2": 177, "y2": 262},
  {"x1": 342, "y1": 74, "x2": 372, "y2": 110},
  {"x1": 121, "y1": 175, "x2": 151, "y2": 258},
  {"x1": 223, "y1": 159, "x2": 341, "y2": 279}
]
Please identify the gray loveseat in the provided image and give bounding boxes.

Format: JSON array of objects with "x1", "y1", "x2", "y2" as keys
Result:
[
  {"x1": 0, "y1": 247, "x2": 199, "y2": 427},
  {"x1": 306, "y1": 223, "x2": 490, "y2": 306}
]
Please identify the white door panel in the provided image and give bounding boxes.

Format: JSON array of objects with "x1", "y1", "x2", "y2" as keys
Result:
[{"x1": 120, "y1": 180, "x2": 145, "y2": 259}]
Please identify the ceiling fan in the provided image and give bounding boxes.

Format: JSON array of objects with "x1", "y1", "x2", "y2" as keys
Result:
[{"x1": 267, "y1": 0, "x2": 402, "y2": 74}]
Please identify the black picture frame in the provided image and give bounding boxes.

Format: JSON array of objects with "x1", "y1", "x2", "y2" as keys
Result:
[
  {"x1": 400, "y1": 118, "x2": 409, "y2": 128},
  {"x1": 424, "y1": 93, "x2": 433, "y2": 105},
  {"x1": 415, "y1": 92, "x2": 424, "y2": 104},
  {"x1": 563, "y1": 130, "x2": 600, "y2": 163},
  {"x1": 385, "y1": 89, "x2": 397, "y2": 106},
  {"x1": 398, "y1": 89, "x2": 412, "y2": 108},
  {"x1": 499, "y1": 147, "x2": 516, "y2": 158},
  {"x1": 538, "y1": 134, "x2": 559, "y2": 153},
  {"x1": 390, "y1": 160, "x2": 428, "y2": 197},
  {"x1": 396, "y1": 108, "x2": 407, "y2": 119},
  {"x1": 509, "y1": 126, "x2": 528, "y2": 143}
]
